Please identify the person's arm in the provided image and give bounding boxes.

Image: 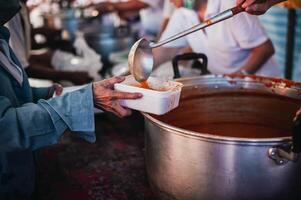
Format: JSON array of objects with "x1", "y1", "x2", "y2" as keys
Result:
[
  {"x1": 227, "y1": 8, "x2": 275, "y2": 74},
  {"x1": 25, "y1": 65, "x2": 93, "y2": 85},
  {"x1": 112, "y1": 0, "x2": 149, "y2": 12},
  {"x1": 0, "y1": 77, "x2": 142, "y2": 152},
  {"x1": 93, "y1": 0, "x2": 148, "y2": 13},
  {"x1": 0, "y1": 84, "x2": 95, "y2": 152},
  {"x1": 236, "y1": 0, "x2": 285, "y2": 15},
  {"x1": 237, "y1": 39, "x2": 275, "y2": 74},
  {"x1": 153, "y1": 8, "x2": 190, "y2": 69},
  {"x1": 157, "y1": 17, "x2": 170, "y2": 40}
]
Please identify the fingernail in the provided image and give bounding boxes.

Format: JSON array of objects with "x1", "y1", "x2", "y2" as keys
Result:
[{"x1": 242, "y1": 3, "x2": 247, "y2": 8}]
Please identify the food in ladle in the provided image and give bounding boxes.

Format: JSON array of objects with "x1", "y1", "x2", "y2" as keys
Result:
[{"x1": 140, "y1": 80, "x2": 151, "y2": 90}]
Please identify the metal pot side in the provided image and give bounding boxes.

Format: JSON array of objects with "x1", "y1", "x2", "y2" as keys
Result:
[{"x1": 143, "y1": 75, "x2": 301, "y2": 200}]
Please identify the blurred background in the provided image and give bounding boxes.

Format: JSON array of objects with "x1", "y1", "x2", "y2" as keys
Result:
[
  {"x1": 5, "y1": 1, "x2": 301, "y2": 199},
  {"x1": 17, "y1": 0, "x2": 299, "y2": 89}
]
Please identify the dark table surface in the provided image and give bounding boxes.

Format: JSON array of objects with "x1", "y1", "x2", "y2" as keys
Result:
[{"x1": 36, "y1": 112, "x2": 156, "y2": 200}]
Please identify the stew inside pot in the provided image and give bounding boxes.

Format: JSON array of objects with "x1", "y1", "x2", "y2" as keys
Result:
[{"x1": 153, "y1": 90, "x2": 301, "y2": 138}]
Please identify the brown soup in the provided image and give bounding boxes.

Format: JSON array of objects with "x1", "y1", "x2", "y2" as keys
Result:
[
  {"x1": 182, "y1": 122, "x2": 290, "y2": 138},
  {"x1": 154, "y1": 91, "x2": 300, "y2": 138}
]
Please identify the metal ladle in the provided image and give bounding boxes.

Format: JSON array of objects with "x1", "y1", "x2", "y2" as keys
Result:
[{"x1": 128, "y1": 5, "x2": 244, "y2": 82}]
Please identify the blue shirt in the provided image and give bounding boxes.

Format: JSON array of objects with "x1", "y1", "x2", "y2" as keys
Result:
[{"x1": 0, "y1": 26, "x2": 95, "y2": 199}]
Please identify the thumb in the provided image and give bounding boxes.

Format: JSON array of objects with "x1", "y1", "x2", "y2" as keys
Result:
[
  {"x1": 55, "y1": 85, "x2": 63, "y2": 96},
  {"x1": 236, "y1": 0, "x2": 245, "y2": 6}
]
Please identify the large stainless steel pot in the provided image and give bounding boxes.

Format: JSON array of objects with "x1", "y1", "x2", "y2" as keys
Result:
[{"x1": 143, "y1": 75, "x2": 301, "y2": 200}]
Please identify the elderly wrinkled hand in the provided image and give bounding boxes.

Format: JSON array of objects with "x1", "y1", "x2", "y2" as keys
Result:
[
  {"x1": 93, "y1": 76, "x2": 142, "y2": 117},
  {"x1": 236, "y1": 0, "x2": 284, "y2": 15}
]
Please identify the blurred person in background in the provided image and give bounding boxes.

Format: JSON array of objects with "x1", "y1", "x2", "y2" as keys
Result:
[
  {"x1": 0, "y1": 0, "x2": 142, "y2": 199},
  {"x1": 6, "y1": 0, "x2": 95, "y2": 85},
  {"x1": 152, "y1": 0, "x2": 280, "y2": 77},
  {"x1": 236, "y1": 0, "x2": 301, "y2": 116},
  {"x1": 157, "y1": 0, "x2": 176, "y2": 39},
  {"x1": 90, "y1": 0, "x2": 165, "y2": 37}
]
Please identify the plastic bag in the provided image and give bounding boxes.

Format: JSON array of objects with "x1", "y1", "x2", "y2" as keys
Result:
[{"x1": 51, "y1": 31, "x2": 103, "y2": 81}]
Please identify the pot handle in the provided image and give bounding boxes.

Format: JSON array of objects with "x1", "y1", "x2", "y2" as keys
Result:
[
  {"x1": 171, "y1": 53, "x2": 209, "y2": 79},
  {"x1": 268, "y1": 114, "x2": 301, "y2": 165},
  {"x1": 292, "y1": 114, "x2": 301, "y2": 153}
]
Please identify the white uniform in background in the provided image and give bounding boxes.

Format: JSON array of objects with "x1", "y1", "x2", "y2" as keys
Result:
[
  {"x1": 163, "y1": 0, "x2": 175, "y2": 19},
  {"x1": 139, "y1": 0, "x2": 165, "y2": 35},
  {"x1": 159, "y1": 0, "x2": 281, "y2": 77},
  {"x1": 139, "y1": 0, "x2": 174, "y2": 36}
]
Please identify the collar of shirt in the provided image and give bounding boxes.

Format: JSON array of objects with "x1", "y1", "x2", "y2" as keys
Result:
[{"x1": 0, "y1": 26, "x2": 23, "y2": 85}]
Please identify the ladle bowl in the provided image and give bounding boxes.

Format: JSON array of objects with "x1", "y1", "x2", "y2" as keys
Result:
[{"x1": 128, "y1": 38, "x2": 153, "y2": 82}]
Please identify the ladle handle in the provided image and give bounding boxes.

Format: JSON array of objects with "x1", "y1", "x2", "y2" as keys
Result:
[
  {"x1": 150, "y1": 5, "x2": 244, "y2": 48},
  {"x1": 292, "y1": 114, "x2": 301, "y2": 153}
]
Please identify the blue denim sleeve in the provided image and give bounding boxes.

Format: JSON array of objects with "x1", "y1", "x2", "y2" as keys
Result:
[
  {"x1": 0, "y1": 84, "x2": 95, "y2": 152},
  {"x1": 39, "y1": 84, "x2": 96, "y2": 143}
]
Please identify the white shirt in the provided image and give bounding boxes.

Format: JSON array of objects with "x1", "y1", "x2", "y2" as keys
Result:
[
  {"x1": 140, "y1": 0, "x2": 165, "y2": 34},
  {"x1": 163, "y1": 0, "x2": 175, "y2": 18},
  {"x1": 160, "y1": 0, "x2": 280, "y2": 77}
]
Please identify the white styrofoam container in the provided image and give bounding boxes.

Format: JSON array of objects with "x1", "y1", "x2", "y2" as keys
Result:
[{"x1": 114, "y1": 76, "x2": 183, "y2": 115}]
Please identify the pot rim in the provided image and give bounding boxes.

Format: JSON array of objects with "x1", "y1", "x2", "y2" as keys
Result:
[
  {"x1": 142, "y1": 74, "x2": 301, "y2": 144},
  {"x1": 142, "y1": 112, "x2": 292, "y2": 144}
]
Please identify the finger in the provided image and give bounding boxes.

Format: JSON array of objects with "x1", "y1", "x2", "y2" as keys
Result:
[
  {"x1": 246, "y1": 5, "x2": 265, "y2": 15},
  {"x1": 112, "y1": 91, "x2": 143, "y2": 100},
  {"x1": 109, "y1": 109, "x2": 122, "y2": 118},
  {"x1": 55, "y1": 85, "x2": 63, "y2": 96},
  {"x1": 245, "y1": 6, "x2": 255, "y2": 13},
  {"x1": 94, "y1": 103, "x2": 122, "y2": 117},
  {"x1": 55, "y1": 88, "x2": 63, "y2": 96},
  {"x1": 112, "y1": 102, "x2": 132, "y2": 117},
  {"x1": 101, "y1": 76, "x2": 125, "y2": 88},
  {"x1": 236, "y1": 0, "x2": 245, "y2": 6},
  {"x1": 242, "y1": 0, "x2": 256, "y2": 8}
]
